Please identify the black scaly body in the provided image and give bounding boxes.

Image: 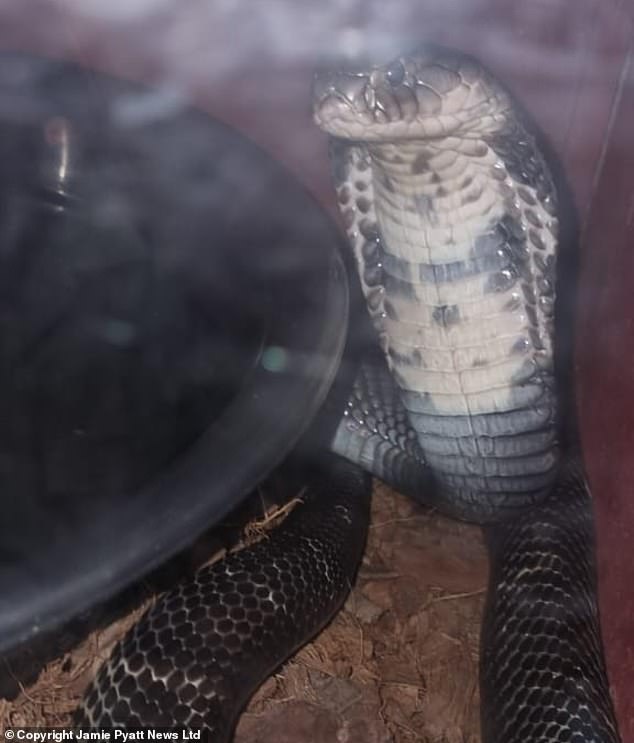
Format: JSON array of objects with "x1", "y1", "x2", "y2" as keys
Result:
[
  {"x1": 76, "y1": 456, "x2": 371, "y2": 739},
  {"x1": 481, "y1": 461, "x2": 619, "y2": 741}
]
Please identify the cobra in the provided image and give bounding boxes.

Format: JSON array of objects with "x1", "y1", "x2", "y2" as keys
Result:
[{"x1": 76, "y1": 46, "x2": 622, "y2": 742}]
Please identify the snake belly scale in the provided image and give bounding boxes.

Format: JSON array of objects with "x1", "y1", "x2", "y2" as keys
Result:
[{"x1": 76, "y1": 46, "x2": 622, "y2": 742}]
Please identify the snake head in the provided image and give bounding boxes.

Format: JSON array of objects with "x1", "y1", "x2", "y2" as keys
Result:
[{"x1": 312, "y1": 45, "x2": 512, "y2": 141}]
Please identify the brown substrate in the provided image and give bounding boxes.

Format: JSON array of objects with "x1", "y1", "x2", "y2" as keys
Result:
[{"x1": 0, "y1": 482, "x2": 488, "y2": 742}]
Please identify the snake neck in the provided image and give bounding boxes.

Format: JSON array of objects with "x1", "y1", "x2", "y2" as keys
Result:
[
  {"x1": 368, "y1": 139, "x2": 512, "y2": 266},
  {"x1": 332, "y1": 124, "x2": 562, "y2": 519}
]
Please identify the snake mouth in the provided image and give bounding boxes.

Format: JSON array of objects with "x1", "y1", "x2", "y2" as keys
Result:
[{"x1": 312, "y1": 46, "x2": 511, "y2": 142}]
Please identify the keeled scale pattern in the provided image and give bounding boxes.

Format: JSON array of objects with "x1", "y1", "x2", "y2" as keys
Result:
[
  {"x1": 480, "y1": 459, "x2": 621, "y2": 743},
  {"x1": 75, "y1": 455, "x2": 371, "y2": 741}
]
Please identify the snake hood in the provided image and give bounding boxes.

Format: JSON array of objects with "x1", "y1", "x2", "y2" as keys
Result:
[
  {"x1": 313, "y1": 46, "x2": 513, "y2": 141},
  {"x1": 313, "y1": 43, "x2": 561, "y2": 520}
]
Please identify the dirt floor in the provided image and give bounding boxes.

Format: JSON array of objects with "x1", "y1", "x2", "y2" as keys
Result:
[{"x1": 0, "y1": 481, "x2": 488, "y2": 742}]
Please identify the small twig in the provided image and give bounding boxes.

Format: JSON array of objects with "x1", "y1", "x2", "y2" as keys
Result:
[{"x1": 420, "y1": 588, "x2": 485, "y2": 613}]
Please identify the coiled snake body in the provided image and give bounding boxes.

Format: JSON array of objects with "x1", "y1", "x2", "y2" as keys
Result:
[{"x1": 76, "y1": 47, "x2": 622, "y2": 742}]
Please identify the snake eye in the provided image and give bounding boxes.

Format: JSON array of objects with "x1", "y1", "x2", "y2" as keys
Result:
[{"x1": 385, "y1": 60, "x2": 405, "y2": 86}]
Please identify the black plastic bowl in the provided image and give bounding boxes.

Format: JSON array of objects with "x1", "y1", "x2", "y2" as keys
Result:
[{"x1": 0, "y1": 54, "x2": 348, "y2": 651}]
